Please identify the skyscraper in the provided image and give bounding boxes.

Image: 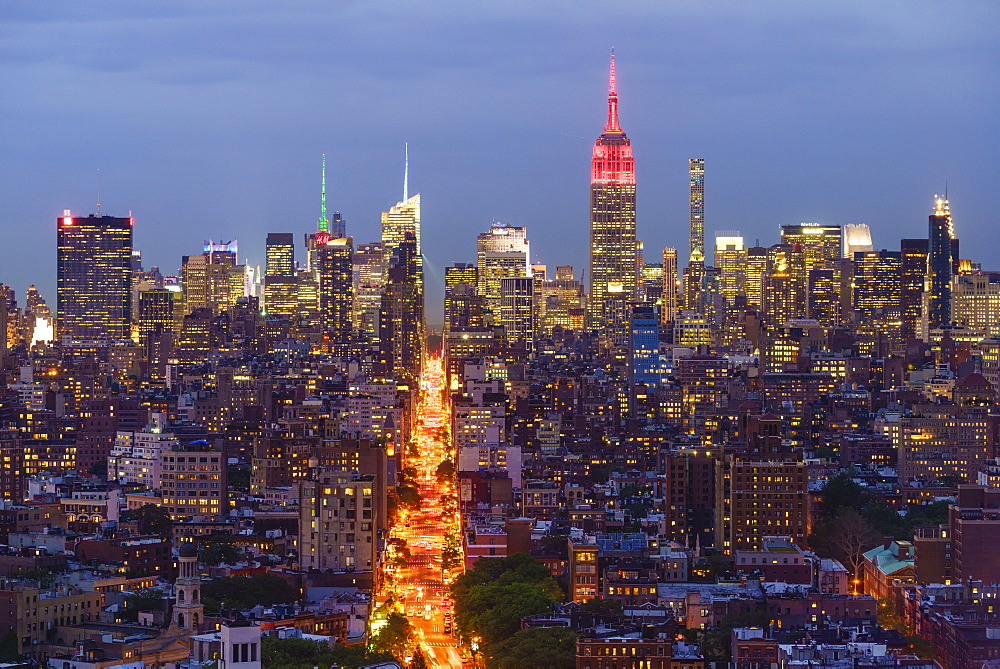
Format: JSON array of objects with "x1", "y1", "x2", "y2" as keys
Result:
[
  {"x1": 317, "y1": 236, "x2": 354, "y2": 350},
  {"x1": 181, "y1": 241, "x2": 241, "y2": 316},
  {"x1": 264, "y1": 233, "x2": 298, "y2": 318},
  {"x1": 900, "y1": 238, "x2": 930, "y2": 343},
  {"x1": 714, "y1": 232, "x2": 746, "y2": 308},
  {"x1": 588, "y1": 50, "x2": 637, "y2": 333},
  {"x1": 660, "y1": 248, "x2": 678, "y2": 325},
  {"x1": 843, "y1": 224, "x2": 874, "y2": 258},
  {"x1": 854, "y1": 250, "x2": 902, "y2": 324},
  {"x1": 380, "y1": 233, "x2": 424, "y2": 386},
  {"x1": 499, "y1": 276, "x2": 535, "y2": 350},
  {"x1": 928, "y1": 196, "x2": 956, "y2": 328},
  {"x1": 689, "y1": 159, "x2": 705, "y2": 260},
  {"x1": 476, "y1": 224, "x2": 530, "y2": 318},
  {"x1": 444, "y1": 263, "x2": 482, "y2": 335},
  {"x1": 780, "y1": 224, "x2": 842, "y2": 275},
  {"x1": 56, "y1": 211, "x2": 133, "y2": 340}
]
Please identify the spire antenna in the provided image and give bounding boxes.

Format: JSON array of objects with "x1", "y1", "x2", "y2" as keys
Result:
[
  {"x1": 96, "y1": 168, "x2": 102, "y2": 215},
  {"x1": 605, "y1": 48, "x2": 621, "y2": 133},
  {"x1": 609, "y1": 46, "x2": 616, "y2": 94},
  {"x1": 318, "y1": 154, "x2": 329, "y2": 233},
  {"x1": 403, "y1": 142, "x2": 409, "y2": 202}
]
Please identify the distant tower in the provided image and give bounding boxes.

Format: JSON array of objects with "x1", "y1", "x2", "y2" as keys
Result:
[
  {"x1": 477, "y1": 224, "x2": 530, "y2": 319},
  {"x1": 588, "y1": 49, "x2": 637, "y2": 334},
  {"x1": 843, "y1": 224, "x2": 874, "y2": 258},
  {"x1": 660, "y1": 248, "x2": 678, "y2": 325},
  {"x1": 56, "y1": 211, "x2": 133, "y2": 340},
  {"x1": 173, "y1": 543, "x2": 202, "y2": 631},
  {"x1": 928, "y1": 195, "x2": 956, "y2": 328},
  {"x1": 689, "y1": 159, "x2": 705, "y2": 261},
  {"x1": 317, "y1": 236, "x2": 355, "y2": 351}
]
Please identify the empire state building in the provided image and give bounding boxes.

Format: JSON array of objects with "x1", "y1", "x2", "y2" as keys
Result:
[{"x1": 587, "y1": 49, "x2": 637, "y2": 335}]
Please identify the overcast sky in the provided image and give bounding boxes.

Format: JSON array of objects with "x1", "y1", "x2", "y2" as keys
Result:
[{"x1": 1, "y1": 1, "x2": 997, "y2": 325}]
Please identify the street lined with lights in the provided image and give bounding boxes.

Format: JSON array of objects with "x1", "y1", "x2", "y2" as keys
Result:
[{"x1": 374, "y1": 354, "x2": 467, "y2": 667}]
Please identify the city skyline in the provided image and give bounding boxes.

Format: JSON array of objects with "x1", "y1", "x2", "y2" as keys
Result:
[{"x1": 2, "y1": 2, "x2": 997, "y2": 324}]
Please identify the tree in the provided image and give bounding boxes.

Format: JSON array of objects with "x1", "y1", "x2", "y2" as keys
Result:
[
  {"x1": 228, "y1": 464, "x2": 251, "y2": 491},
  {"x1": 120, "y1": 504, "x2": 173, "y2": 537},
  {"x1": 456, "y1": 581, "x2": 556, "y2": 646},
  {"x1": 488, "y1": 627, "x2": 576, "y2": 669},
  {"x1": 88, "y1": 459, "x2": 108, "y2": 479},
  {"x1": 435, "y1": 458, "x2": 455, "y2": 483},
  {"x1": 198, "y1": 539, "x2": 244, "y2": 566},
  {"x1": 261, "y1": 636, "x2": 394, "y2": 669},
  {"x1": 201, "y1": 573, "x2": 298, "y2": 614},
  {"x1": 395, "y1": 484, "x2": 422, "y2": 511},
  {"x1": 818, "y1": 471, "x2": 868, "y2": 519},
  {"x1": 370, "y1": 611, "x2": 414, "y2": 659},
  {"x1": 0, "y1": 629, "x2": 19, "y2": 663},
  {"x1": 122, "y1": 588, "x2": 166, "y2": 623},
  {"x1": 820, "y1": 510, "x2": 880, "y2": 580}
]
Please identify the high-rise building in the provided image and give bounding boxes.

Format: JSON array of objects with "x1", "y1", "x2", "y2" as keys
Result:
[
  {"x1": 264, "y1": 233, "x2": 298, "y2": 318},
  {"x1": 56, "y1": 211, "x2": 133, "y2": 340},
  {"x1": 299, "y1": 469, "x2": 380, "y2": 572},
  {"x1": 854, "y1": 250, "x2": 902, "y2": 324},
  {"x1": 762, "y1": 244, "x2": 807, "y2": 327},
  {"x1": 843, "y1": 224, "x2": 874, "y2": 258},
  {"x1": 381, "y1": 194, "x2": 421, "y2": 281},
  {"x1": 588, "y1": 51, "x2": 637, "y2": 333},
  {"x1": 714, "y1": 232, "x2": 746, "y2": 308},
  {"x1": 660, "y1": 248, "x2": 678, "y2": 325},
  {"x1": 444, "y1": 263, "x2": 483, "y2": 335},
  {"x1": 951, "y1": 273, "x2": 1000, "y2": 337},
  {"x1": 181, "y1": 241, "x2": 240, "y2": 316},
  {"x1": 744, "y1": 247, "x2": 768, "y2": 309},
  {"x1": 317, "y1": 237, "x2": 354, "y2": 350},
  {"x1": 537, "y1": 268, "x2": 585, "y2": 336},
  {"x1": 900, "y1": 238, "x2": 929, "y2": 343},
  {"x1": 630, "y1": 304, "x2": 664, "y2": 388},
  {"x1": 780, "y1": 224, "x2": 842, "y2": 275},
  {"x1": 476, "y1": 224, "x2": 530, "y2": 317},
  {"x1": 689, "y1": 159, "x2": 705, "y2": 260},
  {"x1": 928, "y1": 196, "x2": 956, "y2": 328},
  {"x1": 380, "y1": 233, "x2": 424, "y2": 386},
  {"x1": 353, "y1": 241, "x2": 384, "y2": 338},
  {"x1": 498, "y1": 276, "x2": 534, "y2": 350}
]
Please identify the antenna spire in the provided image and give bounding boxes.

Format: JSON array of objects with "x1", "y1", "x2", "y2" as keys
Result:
[
  {"x1": 318, "y1": 154, "x2": 329, "y2": 233},
  {"x1": 610, "y1": 46, "x2": 616, "y2": 94},
  {"x1": 96, "y1": 168, "x2": 102, "y2": 215},
  {"x1": 605, "y1": 48, "x2": 621, "y2": 134},
  {"x1": 403, "y1": 142, "x2": 409, "y2": 202}
]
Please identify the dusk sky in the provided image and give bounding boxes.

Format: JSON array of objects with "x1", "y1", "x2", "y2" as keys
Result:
[{"x1": 2, "y1": 1, "x2": 998, "y2": 325}]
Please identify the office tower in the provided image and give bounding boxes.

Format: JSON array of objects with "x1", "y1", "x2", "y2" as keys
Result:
[
  {"x1": 445, "y1": 263, "x2": 483, "y2": 335},
  {"x1": 588, "y1": 51, "x2": 637, "y2": 332},
  {"x1": 900, "y1": 239, "x2": 929, "y2": 343},
  {"x1": 23, "y1": 285, "x2": 53, "y2": 346},
  {"x1": 744, "y1": 247, "x2": 768, "y2": 309},
  {"x1": 714, "y1": 232, "x2": 746, "y2": 307},
  {"x1": 476, "y1": 224, "x2": 530, "y2": 318},
  {"x1": 928, "y1": 196, "x2": 956, "y2": 328},
  {"x1": 537, "y1": 268, "x2": 585, "y2": 336},
  {"x1": 380, "y1": 233, "x2": 424, "y2": 386},
  {"x1": 136, "y1": 287, "x2": 177, "y2": 345},
  {"x1": 854, "y1": 250, "x2": 902, "y2": 323},
  {"x1": 682, "y1": 249, "x2": 707, "y2": 314},
  {"x1": 498, "y1": 276, "x2": 535, "y2": 349},
  {"x1": 642, "y1": 263, "x2": 664, "y2": 305},
  {"x1": 952, "y1": 273, "x2": 1000, "y2": 337},
  {"x1": 689, "y1": 158, "x2": 705, "y2": 259},
  {"x1": 780, "y1": 224, "x2": 842, "y2": 274},
  {"x1": 56, "y1": 211, "x2": 133, "y2": 340},
  {"x1": 316, "y1": 237, "x2": 354, "y2": 350},
  {"x1": 807, "y1": 268, "x2": 841, "y2": 326},
  {"x1": 264, "y1": 233, "x2": 298, "y2": 318},
  {"x1": 181, "y1": 241, "x2": 240, "y2": 316},
  {"x1": 660, "y1": 248, "x2": 678, "y2": 325},
  {"x1": 630, "y1": 304, "x2": 664, "y2": 387},
  {"x1": 353, "y1": 241, "x2": 384, "y2": 338},
  {"x1": 381, "y1": 195, "x2": 421, "y2": 279},
  {"x1": 761, "y1": 244, "x2": 806, "y2": 326},
  {"x1": 295, "y1": 268, "x2": 319, "y2": 321},
  {"x1": 843, "y1": 224, "x2": 874, "y2": 257}
]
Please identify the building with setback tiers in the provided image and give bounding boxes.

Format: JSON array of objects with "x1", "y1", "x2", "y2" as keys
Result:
[{"x1": 588, "y1": 51, "x2": 636, "y2": 335}]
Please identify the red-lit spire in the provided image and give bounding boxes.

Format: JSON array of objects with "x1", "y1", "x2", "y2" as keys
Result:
[{"x1": 605, "y1": 47, "x2": 621, "y2": 134}]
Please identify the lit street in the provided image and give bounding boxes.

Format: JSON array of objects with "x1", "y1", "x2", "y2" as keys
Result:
[{"x1": 375, "y1": 354, "x2": 469, "y2": 668}]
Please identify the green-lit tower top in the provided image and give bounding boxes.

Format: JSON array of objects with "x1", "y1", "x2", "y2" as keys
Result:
[{"x1": 318, "y1": 154, "x2": 329, "y2": 233}]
